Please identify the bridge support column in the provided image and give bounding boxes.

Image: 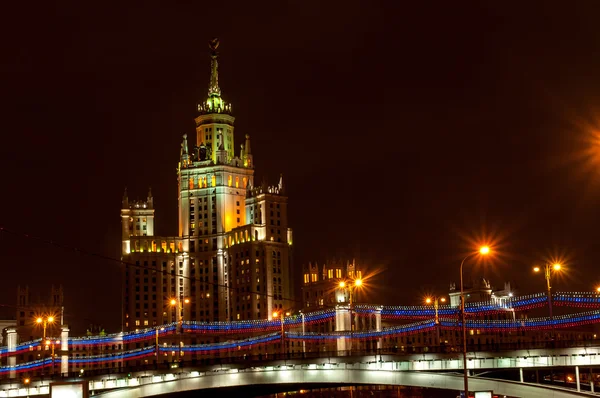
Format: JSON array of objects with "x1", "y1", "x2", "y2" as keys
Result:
[
  {"x1": 335, "y1": 305, "x2": 351, "y2": 355},
  {"x1": 575, "y1": 365, "x2": 580, "y2": 392},
  {"x1": 7, "y1": 328, "x2": 17, "y2": 379},
  {"x1": 519, "y1": 367, "x2": 523, "y2": 383},
  {"x1": 61, "y1": 325, "x2": 69, "y2": 377},
  {"x1": 590, "y1": 369, "x2": 594, "y2": 392},
  {"x1": 375, "y1": 307, "x2": 382, "y2": 350}
]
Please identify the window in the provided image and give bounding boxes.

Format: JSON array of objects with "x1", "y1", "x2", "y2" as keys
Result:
[
  {"x1": 135, "y1": 320, "x2": 140, "y2": 326},
  {"x1": 311, "y1": 273, "x2": 318, "y2": 282},
  {"x1": 327, "y1": 269, "x2": 333, "y2": 279},
  {"x1": 335, "y1": 269, "x2": 342, "y2": 278}
]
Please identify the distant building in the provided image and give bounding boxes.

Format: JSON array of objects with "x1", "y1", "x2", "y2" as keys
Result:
[
  {"x1": 301, "y1": 259, "x2": 363, "y2": 309},
  {"x1": 120, "y1": 39, "x2": 294, "y2": 334},
  {"x1": 15, "y1": 285, "x2": 63, "y2": 342}
]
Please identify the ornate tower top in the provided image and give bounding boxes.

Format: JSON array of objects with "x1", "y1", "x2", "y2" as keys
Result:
[{"x1": 198, "y1": 38, "x2": 232, "y2": 115}]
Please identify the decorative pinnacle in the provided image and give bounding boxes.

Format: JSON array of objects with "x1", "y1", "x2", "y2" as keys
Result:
[{"x1": 208, "y1": 38, "x2": 221, "y2": 97}]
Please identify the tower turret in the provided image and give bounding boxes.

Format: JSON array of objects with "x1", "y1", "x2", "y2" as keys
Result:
[
  {"x1": 122, "y1": 187, "x2": 129, "y2": 209},
  {"x1": 195, "y1": 38, "x2": 235, "y2": 164},
  {"x1": 244, "y1": 134, "x2": 253, "y2": 168}
]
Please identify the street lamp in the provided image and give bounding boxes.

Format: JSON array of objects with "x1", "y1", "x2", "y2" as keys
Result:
[
  {"x1": 533, "y1": 263, "x2": 562, "y2": 332},
  {"x1": 35, "y1": 315, "x2": 55, "y2": 377},
  {"x1": 272, "y1": 310, "x2": 291, "y2": 357},
  {"x1": 425, "y1": 296, "x2": 446, "y2": 325},
  {"x1": 169, "y1": 298, "x2": 190, "y2": 363},
  {"x1": 459, "y1": 246, "x2": 490, "y2": 397},
  {"x1": 36, "y1": 316, "x2": 55, "y2": 342},
  {"x1": 338, "y1": 278, "x2": 363, "y2": 355},
  {"x1": 425, "y1": 296, "x2": 446, "y2": 348},
  {"x1": 46, "y1": 339, "x2": 60, "y2": 375}
]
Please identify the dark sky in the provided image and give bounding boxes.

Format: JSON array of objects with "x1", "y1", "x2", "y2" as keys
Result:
[{"x1": 2, "y1": 1, "x2": 600, "y2": 332}]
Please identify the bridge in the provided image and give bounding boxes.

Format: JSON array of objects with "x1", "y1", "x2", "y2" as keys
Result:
[
  {"x1": 3, "y1": 291, "x2": 600, "y2": 396},
  {"x1": 3, "y1": 346, "x2": 600, "y2": 397}
]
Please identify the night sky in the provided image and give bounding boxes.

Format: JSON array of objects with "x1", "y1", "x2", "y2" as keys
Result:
[{"x1": 2, "y1": 1, "x2": 600, "y2": 333}]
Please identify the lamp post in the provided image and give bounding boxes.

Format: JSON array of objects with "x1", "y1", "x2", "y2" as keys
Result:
[
  {"x1": 36, "y1": 316, "x2": 55, "y2": 343},
  {"x1": 169, "y1": 298, "x2": 189, "y2": 363},
  {"x1": 459, "y1": 246, "x2": 490, "y2": 398},
  {"x1": 272, "y1": 310, "x2": 291, "y2": 357},
  {"x1": 533, "y1": 263, "x2": 562, "y2": 333},
  {"x1": 46, "y1": 339, "x2": 60, "y2": 375},
  {"x1": 339, "y1": 278, "x2": 363, "y2": 355},
  {"x1": 36, "y1": 316, "x2": 55, "y2": 376},
  {"x1": 425, "y1": 296, "x2": 446, "y2": 346},
  {"x1": 299, "y1": 311, "x2": 306, "y2": 354}
]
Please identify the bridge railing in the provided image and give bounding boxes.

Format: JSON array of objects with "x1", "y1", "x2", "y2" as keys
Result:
[{"x1": 2, "y1": 338, "x2": 600, "y2": 385}]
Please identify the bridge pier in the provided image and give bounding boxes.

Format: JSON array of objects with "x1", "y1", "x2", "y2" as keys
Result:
[
  {"x1": 575, "y1": 365, "x2": 580, "y2": 392},
  {"x1": 335, "y1": 305, "x2": 351, "y2": 355},
  {"x1": 519, "y1": 367, "x2": 523, "y2": 383},
  {"x1": 61, "y1": 325, "x2": 69, "y2": 376},
  {"x1": 590, "y1": 369, "x2": 594, "y2": 392},
  {"x1": 374, "y1": 307, "x2": 382, "y2": 350},
  {"x1": 6, "y1": 328, "x2": 17, "y2": 379}
]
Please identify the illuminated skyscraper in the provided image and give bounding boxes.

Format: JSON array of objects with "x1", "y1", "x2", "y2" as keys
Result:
[{"x1": 120, "y1": 39, "x2": 294, "y2": 331}]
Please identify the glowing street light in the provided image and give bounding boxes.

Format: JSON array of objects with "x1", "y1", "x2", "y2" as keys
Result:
[
  {"x1": 35, "y1": 316, "x2": 55, "y2": 343},
  {"x1": 273, "y1": 310, "x2": 292, "y2": 357},
  {"x1": 425, "y1": 296, "x2": 446, "y2": 324},
  {"x1": 337, "y1": 277, "x2": 364, "y2": 356},
  {"x1": 35, "y1": 315, "x2": 56, "y2": 377},
  {"x1": 459, "y1": 246, "x2": 491, "y2": 397},
  {"x1": 169, "y1": 297, "x2": 190, "y2": 362},
  {"x1": 533, "y1": 262, "x2": 563, "y2": 331},
  {"x1": 425, "y1": 296, "x2": 446, "y2": 346}
]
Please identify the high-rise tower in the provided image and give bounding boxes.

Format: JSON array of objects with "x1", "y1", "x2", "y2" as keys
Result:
[{"x1": 120, "y1": 39, "x2": 293, "y2": 331}]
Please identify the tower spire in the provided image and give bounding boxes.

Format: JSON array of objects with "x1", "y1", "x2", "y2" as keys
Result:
[
  {"x1": 208, "y1": 38, "x2": 221, "y2": 97},
  {"x1": 198, "y1": 38, "x2": 231, "y2": 115}
]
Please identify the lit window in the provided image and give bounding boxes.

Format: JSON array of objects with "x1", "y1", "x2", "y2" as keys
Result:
[
  {"x1": 311, "y1": 273, "x2": 318, "y2": 282},
  {"x1": 211, "y1": 175, "x2": 216, "y2": 187},
  {"x1": 335, "y1": 269, "x2": 342, "y2": 278},
  {"x1": 143, "y1": 320, "x2": 148, "y2": 326},
  {"x1": 327, "y1": 270, "x2": 333, "y2": 279},
  {"x1": 135, "y1": 320, "x2": 140, "y2": 326},
  {"x1": 243, "y1": 177, "x2": 247, "y2": 188},
  {"x1": 228, "y1": 175, "x2": 232, "y2": 187},
  {"x1": 189, "y1": 178, "x2": 194, "y2": 189},
  {"x1": 235, "y1": 177, "x2": 239, "y2": 188},
  {"x1": 304, "y1": 274, "x2": 309, "y2": 284}
]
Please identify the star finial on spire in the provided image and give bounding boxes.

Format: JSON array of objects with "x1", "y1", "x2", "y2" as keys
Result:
[{"x1": 208, "y1": 38, "x2": 221, "y2": 97}]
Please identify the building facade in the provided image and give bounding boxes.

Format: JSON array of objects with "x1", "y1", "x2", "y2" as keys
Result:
[{"x1": 120, "y1": 39, "x2": 294, "y2": 332}]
